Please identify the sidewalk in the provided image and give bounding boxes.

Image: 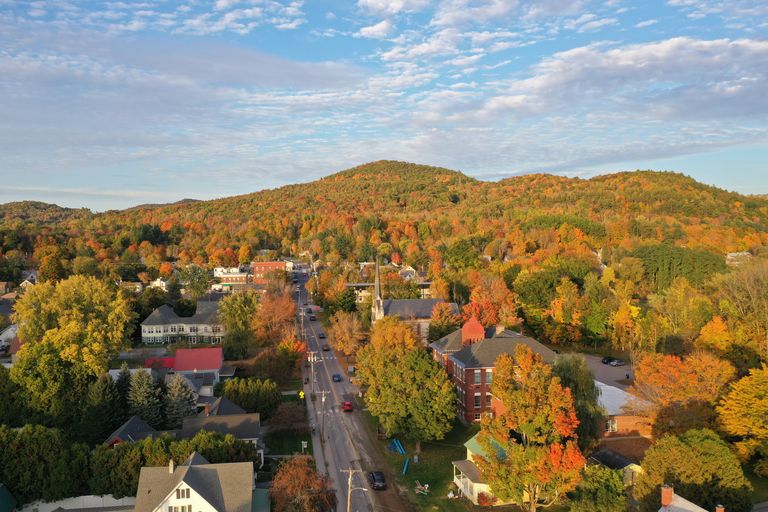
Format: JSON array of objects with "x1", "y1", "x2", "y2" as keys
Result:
[{"x1": 302, "y1": 368, "x2": 328, "y2": 476}]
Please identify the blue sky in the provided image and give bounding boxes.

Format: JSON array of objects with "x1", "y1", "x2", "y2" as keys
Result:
[{"x1": 1, "y1": 0, "x2": 767, "y2": 210}]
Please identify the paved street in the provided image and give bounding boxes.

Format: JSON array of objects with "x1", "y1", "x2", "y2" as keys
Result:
[{"x1": 294, "y1": 269, "x2": 407, "y2": 512}]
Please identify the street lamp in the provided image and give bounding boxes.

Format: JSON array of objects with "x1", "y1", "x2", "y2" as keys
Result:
[{"x1": 340, "y1": 469, "x2": 368, "y2": 512}]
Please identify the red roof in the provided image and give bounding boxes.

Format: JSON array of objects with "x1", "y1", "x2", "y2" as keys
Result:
[
  {"x1": 144, "y1": 357, "x2": 176, "y2": 369},
  {"x1": 173, "y1": 347, "x2": 223, "y2": 372},
  {"x1": 461, "y1": 316, "x2": 486, "y2": 344}
]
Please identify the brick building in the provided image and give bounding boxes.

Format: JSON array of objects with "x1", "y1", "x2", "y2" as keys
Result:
[{"x1": 432, "y1": 319, "x2": 557, "y2": 423}]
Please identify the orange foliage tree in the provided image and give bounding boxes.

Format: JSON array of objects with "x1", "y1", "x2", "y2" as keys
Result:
[
  {"x1": 628, "y1": 351, "x2": 735, "y2": 420},
  {"x1": 474, "y1": 345, "x2": 585, "y2": 512},
  {"x1": 270, "y1": 455, "x2": 336, "y2": 512}
]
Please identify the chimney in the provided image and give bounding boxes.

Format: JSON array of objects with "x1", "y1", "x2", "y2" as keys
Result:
[
  {"x1": 661, "y1": 484, "x2": 674, "y2": 507},
  {"x1": 461, "y1": 316, "x2": 486, "y2": 346},
  {"x1": 168, "y1": 459, "x2": 175, "y2": 474},
  {"x1": 715, "y1": 506, "x2": 725, "y2": 512},
  {"x1": 203, "y1": 404, "x2": 211, "y2": 417}
]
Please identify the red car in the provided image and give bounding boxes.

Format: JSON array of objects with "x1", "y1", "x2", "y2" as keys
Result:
[{"x1": 342, "y1": 401, "x2": 353, "y2": 412}]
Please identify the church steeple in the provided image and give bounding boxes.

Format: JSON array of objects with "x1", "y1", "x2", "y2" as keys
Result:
[{"x1": 372, "y1": 256, "x2": 383, "y2": 321}]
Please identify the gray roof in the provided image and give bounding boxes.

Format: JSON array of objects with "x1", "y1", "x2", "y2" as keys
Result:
[
  {"x1": 142, "y1": 301, "x2": 220, "y2": 327},
  {"x1": 201, "y1": 396, "x2": 247, "y2": 417},
  {"x1": 182, "y1": 451, "x2": 210, "y2": 467},
  {"x1": 134, "y1": 452, "x2": 253, "y2": 512},
  {"x1": 589, "y1": 448, "x2": 635, "y2": 469},
  {"x1": 449, "y1": 331, "x2": 557, "y2": 368},
  {"x1": 381, "y1": 299, "x2": 458, "y2": 320},
  {"x1": 181, "y1": 413, "x2": 261, "y2": 440},
  {"x1": 105, "y1": 415, "x2": 156, "y2": 445},
  {"x1": 430, "y1": 328, "x2": 462, "y2": 354}
]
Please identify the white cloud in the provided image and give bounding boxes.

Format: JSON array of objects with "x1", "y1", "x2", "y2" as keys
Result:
[
  {"x1": 357, "y1": 0, "x2": 430, "y2": 15},
  {"x1": 635, "y1": 19, "x2": 658, "y2": 28},
  {"x1": 357, "y1": 19, "x2": 393, "y2": 39}
]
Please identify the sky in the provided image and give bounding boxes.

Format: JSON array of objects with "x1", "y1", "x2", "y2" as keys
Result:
[{"x1": 1, "y1": 0, "x2": 767, "y2": 210}]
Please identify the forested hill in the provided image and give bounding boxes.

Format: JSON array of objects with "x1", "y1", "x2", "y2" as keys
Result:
[{"x1": 1, "y1": 161, "x2": 767, "y2": 275}]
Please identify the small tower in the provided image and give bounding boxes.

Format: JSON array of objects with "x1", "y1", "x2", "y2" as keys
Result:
[{"x1": 372, "y1": 257, "x2": 384, "y2": 322}]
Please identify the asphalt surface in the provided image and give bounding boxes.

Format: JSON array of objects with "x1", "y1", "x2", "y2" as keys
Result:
[{"x1": 294, "y1": 270, "x2": 407, "y2": 512}]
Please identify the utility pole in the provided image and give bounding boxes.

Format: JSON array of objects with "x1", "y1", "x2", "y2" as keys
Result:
[
  {"x1": 307, "y1": 351, "x2": 317, "y2": 394},
  {"x1": 340, "y1": 468, "x2": 365, "y2": 512},
  {"x1": 315, "y1": 390, "x2": 329, "y2": 441}
]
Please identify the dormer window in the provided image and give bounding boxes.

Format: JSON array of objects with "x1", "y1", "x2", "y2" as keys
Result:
[{"x1": 175, "y1": 488, "x2": 190, "y2": 499}]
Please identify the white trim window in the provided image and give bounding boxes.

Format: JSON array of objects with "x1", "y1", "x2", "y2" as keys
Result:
[{"x1": 605, "y1": 418, "x2": 618, "y2": 432}]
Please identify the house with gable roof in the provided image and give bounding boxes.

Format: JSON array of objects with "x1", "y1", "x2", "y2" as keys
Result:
[
  {"x1": 133, "y1": 452, "x2": 260, "y2": 512},
  {"x1": 140, "y1": 302, "x2": 224, "y2": 345}
]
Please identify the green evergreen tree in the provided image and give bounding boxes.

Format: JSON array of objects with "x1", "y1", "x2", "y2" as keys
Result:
[
  {"x1": 127, "y1": 370, "x2": 163, "y2": 428},
  {"x1": 115, "y1": 362, "x2": 132, "y2": 421},
  {"x1": 165, "y1": 374, "x2": 197, "y2": 429},
  {"x1": 80, "y1": 374, "x2": 121, "y2": 445}
]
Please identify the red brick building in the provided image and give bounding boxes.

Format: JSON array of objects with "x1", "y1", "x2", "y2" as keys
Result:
[
  {"x1": 431, "y1": 319, "x2": 557, "y2": 423},
  {"x1": 250, "y1": 261, "x2": 289, "y2": 284}
]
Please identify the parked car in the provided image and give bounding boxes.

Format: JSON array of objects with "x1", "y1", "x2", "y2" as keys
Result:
[
  {"x1": 601, "y1": 356, "x2": 615, "y2": 364},
  {"x1": 309, "y1": 315, "x2": 317, "y2": 321},
  {"x1": 318, "y1": 332, "x2": 326, "y2": 339},
  {"x1": 342, "y1": 401, "x2": 353, "y2": 412},
  {"x1": 332, "y1": 374, "x2": 343, "y2": 382},
  {"x1": 368, "y1": 471, "x2": 387, "y2": 490},
  {"x1": 322, "y1": 344, "x2": 330, "y2": 351},
  {"x1": 610, "y1": 359, "x2": 626, "y2": 367}
]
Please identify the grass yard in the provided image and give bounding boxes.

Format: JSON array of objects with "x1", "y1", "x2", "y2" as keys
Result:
[
  {"x1": 746, "y1": 465, "x2": 768, "y2": 504},
  {"x1": 264, "y1": 430, "x2": 313, "y2": 456}
]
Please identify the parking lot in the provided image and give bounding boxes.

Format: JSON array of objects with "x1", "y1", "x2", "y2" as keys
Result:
[{"x1": 582, "y1": 353, "x2": 633, "y2": 389}]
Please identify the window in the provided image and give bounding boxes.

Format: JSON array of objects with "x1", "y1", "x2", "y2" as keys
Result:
[
  {"x1": 473, "y1": 371, "x2": 481, "y2": 385},
  {"x1": 485, "y1": 393, "x2": 492, "y2": 408},
  {"x1": 473, "y1": 413, "x2": 481, "y2": 421},
  {"x1": 605, "y1": 419, "x2": 618, "y2": 432},
  {"x1": 474, "y1": 393, "x2": 481, "y2": 409},
  {"x1": 486, "y1": 369, "x2": 492, "y2": 385}
]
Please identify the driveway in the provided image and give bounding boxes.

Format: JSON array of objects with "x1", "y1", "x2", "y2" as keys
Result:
[{"x1": 582, "y1": 354, "x2": 632, "y2": 389}]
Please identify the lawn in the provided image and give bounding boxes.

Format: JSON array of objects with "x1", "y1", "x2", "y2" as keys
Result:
[
  {"x1": 746, "y1": 465, "x2": 768, "y2": 504},
  {"x1": 264, "y1": 430, "x2": 313, "y2": 456}
]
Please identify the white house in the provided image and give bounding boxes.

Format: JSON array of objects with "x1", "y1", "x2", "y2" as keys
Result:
[
  {"x1": 452, "y1": 434, "x2": 512, "y2": 506},
  {"x1": 148, "y1": 278, "x2": 169, "y2": 292},
  {"x1": 140, "y1": 302, "x2": 224, "y2": 344},
  {"x1": 134, "y1": 452, "x2": 257, "y2": 512}
]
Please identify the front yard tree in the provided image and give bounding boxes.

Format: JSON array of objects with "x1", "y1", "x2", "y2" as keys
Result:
[
  {"x1": 552, "y1": 355, "x2": 605, "y2": 454},
  {"x1": 327, "y1": 311, "x2": 365, "y2": 355},
  {"x1": 217, "y1": 377, "x2": 281, "y2": 419},
  {"x1": 128, "y1": 370, "x2": 163, "y2": 428},
  {"x1": 164, "y1": 374, "x2": 197, "y2": 429},
  {"x1": 358, "y1": 317, "x2": 454, "y2": 451},
  {"x1": 474, "y1": 345, "x2": 585, "y2": 512},
  {"x1": 271, "y1": 455, "x2": 336, "y2": 512},
  {"x1": 634, "y1": 429, "x2": 752, "y2": 512}
]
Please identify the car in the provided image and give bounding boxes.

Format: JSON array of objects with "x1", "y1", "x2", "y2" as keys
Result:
[
  {"x1": 318, "y1": 332, "x2": 326, "y2": 339},
  {"x1": 322, "y1": 344, "x2": 330, "y2": 351},
  {"x1": 332, "y1": 374, "x2": 343, "y2": 382},
  {"x1": 610, "y1": 359, "x2": 626, "y2": 367},
  {"x1": 309, "y1": 315, "x2": 317, "y2": 321},
  {"x1": 368, "y1": 471, "x2": 387, "y2": 490},
  {"x1": 291, "y1": 278, "x2": 298, "y2": 284},
  {"x1": 601, "y1": 356, "x2": 615, "y2": 364},
  {"x1": 303, "y1": 301, "x2": 308, "y2": 305},
  {"x1": 342, "y1": 401, "x2": 353, "y2": 412}
]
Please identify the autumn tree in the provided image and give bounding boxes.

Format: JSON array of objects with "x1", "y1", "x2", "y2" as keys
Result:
[
  {"x1": 648, "y1": 277, "x2": 713, "y2": 342},
  {"x1": 552, "y1": 355, "x2": 604, "y2": 454},
  {"x1": 569, "y1": 465, "x2": 627, "y2": 512},
  {"x1": 628, "y1": 351, "x2": 735, "y2": 421},
  {"x1": 252, "y1": 287, "x2": 296, "y2": 342},
  {"x1": 164, "y1": 374, "x2": 197, "y2": 429},
  {"x1": 271, "y1": 455, "x2": 336, "y2": 512},
  {"x1": 717, "y1": 366, "x2": 768, "y2": 466},
  {"x1": 716, "y1": 259, "x2": 768, "y2": 361},
  {"x1": 474, "y1": 345, "x2": 585, "y2": 512},
  {"x1": 427, "y1": 301, "x2": 461, "y2": 342},
  {"x1": 635, "y1": 429, "x2": 752, "y2": 512},
  {"x1": 357, "y1": 318, "x2": 454, "y2": 451},
  {"x1": 327, "y1": 311, "x2": 365, "y2": 355},
  {"x1": 219, "y1": 290, "x2": 260, "y2": 359}
]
